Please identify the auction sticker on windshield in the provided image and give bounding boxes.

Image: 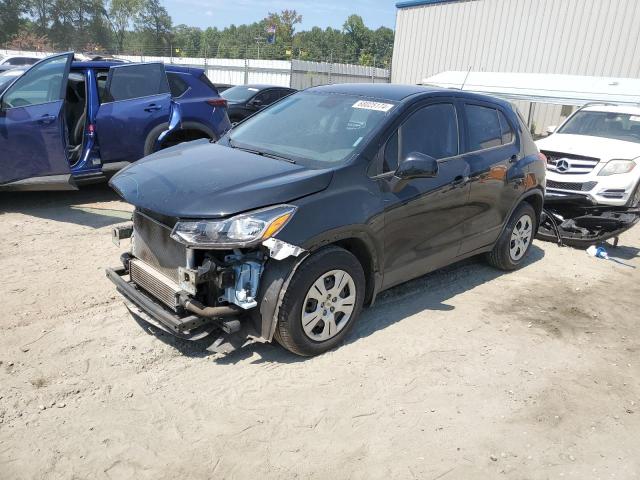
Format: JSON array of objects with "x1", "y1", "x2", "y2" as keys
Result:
[{"x1": 352, "y1": 100, "x2": 394, "y2": 112}]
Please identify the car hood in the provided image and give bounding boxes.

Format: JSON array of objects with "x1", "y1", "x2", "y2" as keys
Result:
[
  {"x1": 109, "y1": 140, "x2": 333, "y2": 219},
  {"x1": 536, "y1": 133, "x2": 640, "y2": 161}
]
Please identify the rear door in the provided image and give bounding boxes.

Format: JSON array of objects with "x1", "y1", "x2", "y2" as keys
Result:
[
  {"x1": 95, "y1": 63, "x2": 171, "y2": 164},
  {"x1": 459, "y1": 101, "x2": 523, "y2": 253},
  {"x1": 0, "y1": 53, "x2": 73, "y2": 187}
]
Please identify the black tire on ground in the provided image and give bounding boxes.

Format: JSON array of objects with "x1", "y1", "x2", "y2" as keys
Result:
[
  {"x1": 143, "y1": 123, "x2": 170, "y2": 156},
  {"x1": 626, "y1": 182, "x2": 640, "y2": 207},
  {"x1": 486, "y1": 202, "x2": 537, "y2": 271},
  {"x1": 274, "y1": 246, "x2": 366, "y2": 357}
]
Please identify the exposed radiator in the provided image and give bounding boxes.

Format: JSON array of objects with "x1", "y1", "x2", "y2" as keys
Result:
[
  {"x1": 132, "y1": 211, "x2": 186, "y2": 282},
  {"x1": 130, "y1": 259, "x2": 182, "y2": 310}
]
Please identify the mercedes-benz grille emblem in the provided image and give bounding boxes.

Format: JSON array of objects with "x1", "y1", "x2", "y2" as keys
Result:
[{"x1": 556, "y1": 159, "x2": 570, "y2": 172}]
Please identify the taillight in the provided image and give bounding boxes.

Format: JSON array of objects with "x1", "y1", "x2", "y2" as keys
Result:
[
  {"x1": 206, "y1": 98, "x2": 227, "y2": 108},
  {"x1": 538, "y1": 152, "x2": 547, "y2": 164},
  {"x1": 87, "y1": 123, "x2": 96, "y2": 135}
]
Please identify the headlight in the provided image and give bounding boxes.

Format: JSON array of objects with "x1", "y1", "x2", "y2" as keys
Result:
[
  {"x1": 598, "y1": 159, "x2": 637, "y2": 176},
  {"x1": 170, "y1": 205, "x2": 297, "y2": 248}
]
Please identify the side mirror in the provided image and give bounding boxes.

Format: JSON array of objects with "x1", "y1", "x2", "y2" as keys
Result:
[
  {"x1": 392, "y1": 152, "x2": 439, "y2": 192},
  {"x1": 249, "y1": 99, "x2": 263, "y2": 108},
  {"x1": 395, "y1": 152, "x2": 439, "y2": 180},
  {"x1": 546, "y1": 125, "x2": 556, "y2": 135}
]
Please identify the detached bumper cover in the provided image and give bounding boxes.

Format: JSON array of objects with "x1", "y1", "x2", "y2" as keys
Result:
[{"x1": 537, "y1": 195, "x2": 640, "y2": 247}]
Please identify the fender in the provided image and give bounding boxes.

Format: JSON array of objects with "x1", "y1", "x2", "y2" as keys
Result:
[
  {"x1": 498, "y1": 187, "x2": 545, "y2": 238},
  {"x1": 253, "y1": 254, "x2": 308, "y2": 342}
]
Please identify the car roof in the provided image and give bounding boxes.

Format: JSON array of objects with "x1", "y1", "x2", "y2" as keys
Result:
[
  {"x1": 582, "y1": 104, "x2": 640, "y2": 115},
  {"x1": 71, "y1": 61, "x2": 194, "y2": 74},
  {"x1": 306, "y1": 83, "x2": 514, "y2": 107},
  {"x1": 241, "y1": 84, "x2": 295, "y2": 90}
]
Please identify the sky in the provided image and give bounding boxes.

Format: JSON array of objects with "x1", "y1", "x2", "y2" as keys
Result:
[{"x1": 162, "y1": 0, "x2": 398, "y2": 31}]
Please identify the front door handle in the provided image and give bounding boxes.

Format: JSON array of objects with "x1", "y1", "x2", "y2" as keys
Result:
[
  {"x1": 38, "y1": 114, "x2": 56, "y2": 125},
  {"x1": 144, "y1": 104, "x2": 162, "y2": 112}
]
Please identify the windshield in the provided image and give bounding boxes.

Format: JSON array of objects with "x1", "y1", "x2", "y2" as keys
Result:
[
  {"x1": 558, "y1": 110, "x2": 640, "y2": 144},
  {"x1": 221, "y1": 85, "x2": 261, "y2": 103},
  {"x1": 226, "y1": 91, "x2": 396, "y2": 167}
]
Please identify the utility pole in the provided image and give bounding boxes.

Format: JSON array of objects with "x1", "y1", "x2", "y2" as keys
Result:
[{"x1": 254, "y1": 36, "x2": 265, "y2": 59}]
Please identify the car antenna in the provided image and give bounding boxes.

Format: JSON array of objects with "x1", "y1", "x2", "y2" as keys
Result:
[{"x1": 460, "y1": 66, "x2": 472, "y2": 91}]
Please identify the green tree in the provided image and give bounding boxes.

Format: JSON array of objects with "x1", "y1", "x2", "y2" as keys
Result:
[
  {"x1": 135, "y1": 0, "x2": 172, "y2": 55},
  {"x1": 0, "y1": 0, "x2": 27, "y2": 44},
  {"x1": 106, "y1": 0, "x2": 142, "y2": 53}
]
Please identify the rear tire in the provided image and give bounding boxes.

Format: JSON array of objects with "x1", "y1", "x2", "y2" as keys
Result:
[
  {"x1": 274, "y1": 247, "x2": 365, "y2": 356},
  {"x1": 144, "y1": 124, "x2": 212, "y2": 156},
  {"x1": 486, "y1": 202, "x2": 537, "y2": 271}
]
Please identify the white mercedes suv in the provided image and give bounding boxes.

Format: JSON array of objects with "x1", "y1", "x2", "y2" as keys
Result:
[{"x1": 536, "y1": 104, "x2": 640, "y2": 207}]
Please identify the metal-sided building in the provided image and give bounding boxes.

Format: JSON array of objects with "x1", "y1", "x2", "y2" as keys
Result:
[{"x1": 391, "y1": 0, "x2": 640, "y2": 133}]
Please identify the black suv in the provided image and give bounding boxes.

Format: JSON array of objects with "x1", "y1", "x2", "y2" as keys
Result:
[{"x1": 107, "y1": 84, "x2": 546, "y2": 356}]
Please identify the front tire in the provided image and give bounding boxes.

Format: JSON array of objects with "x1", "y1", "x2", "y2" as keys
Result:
[
  {"x1": 486, "y1": 202, "x2": 536, "y2": 271},
  {"x1": 274, "y1": 247, "x2": 365, "y2": 356}
]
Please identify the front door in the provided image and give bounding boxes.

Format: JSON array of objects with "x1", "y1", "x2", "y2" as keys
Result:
[
  {"x1": 0, "y1": 53, "x2": 73, "y2": 187},
  {"x1": 378, "y1": 100, "x2": 472, "y2": 289},
  {"x1": 95, "y1": 63, "x2": 171, "y2": 164}
]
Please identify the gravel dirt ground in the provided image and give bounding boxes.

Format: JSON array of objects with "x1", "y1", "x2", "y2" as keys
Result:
[{"x1": 1, "y1": 185, "x2": 639, "y2": 480}]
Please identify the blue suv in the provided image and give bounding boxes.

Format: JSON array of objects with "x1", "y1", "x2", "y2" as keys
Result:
[{"x1": 0, "y1": 52, "x2": 231, "y2": 190}]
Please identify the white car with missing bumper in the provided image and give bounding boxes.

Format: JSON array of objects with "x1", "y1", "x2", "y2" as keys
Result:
[{"x1": 536, "y1": 104, "x2": 640, "y2": 207}]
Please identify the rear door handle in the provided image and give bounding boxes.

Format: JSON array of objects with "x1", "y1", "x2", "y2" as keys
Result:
[
  {"x1": 144, "y1": 104, "x2": 162, "y2": 112},
  {"x1": 452, "y1": 175, "x2": 468, "y2": 186},
  {"x1": 38, "y1": 114, "x2": 56, "y2": 125}
]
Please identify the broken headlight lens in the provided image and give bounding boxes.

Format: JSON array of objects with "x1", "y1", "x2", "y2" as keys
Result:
[
  {"x1": 598, "y1": 159, "x2": 636, "y2": 176},
  {"x1": 170, "y1": 205, "x2": 297, "y2": 248}
]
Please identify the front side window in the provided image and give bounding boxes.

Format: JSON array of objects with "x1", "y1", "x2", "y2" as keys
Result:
[
  {"x1": 227, "y1": 91, "x2": 396, "y2": 167},
  {"x1": 558, "y1": 110, "x2": 640, "y2": 144},
  {"x1": 382, "y1": 103, "x2": 459, "y2": 173},
  {"x1": 254, "y1": 89, "x2": 280, "y2": 105},
  {"x1": 1, "y1": 55, "x2": 68, "y2": 109}
]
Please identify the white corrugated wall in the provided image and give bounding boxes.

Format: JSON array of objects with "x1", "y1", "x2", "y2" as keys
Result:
[{"x1": 392, "y1": 0, "x2": 640, "y2": 132}]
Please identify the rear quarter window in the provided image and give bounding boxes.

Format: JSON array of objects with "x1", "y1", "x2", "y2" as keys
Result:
[{"x1": 167, "y1": 72, "x2": 189, "y2": 98}]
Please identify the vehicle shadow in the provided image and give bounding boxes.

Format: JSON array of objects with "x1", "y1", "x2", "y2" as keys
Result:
[
  {"x1": 147, "y1": 245, "x2": 545, "y2": 363},
  {"x1": 604, "y1": 242, "x2": 640, "y2": 260},
  {"x1": 0, "y1": 183, "x2": 131, "y2": 228}
]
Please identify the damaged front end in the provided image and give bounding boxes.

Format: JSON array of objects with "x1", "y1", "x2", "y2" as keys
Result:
[
  {"x1": 537, "y1": 194, "x2": 640, "y2": 248},
  {"x1": 106, "y1": 208, "x2": 306, "y2": 353}
]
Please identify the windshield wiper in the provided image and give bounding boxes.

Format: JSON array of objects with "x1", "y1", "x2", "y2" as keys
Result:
[{"x1": 227, "y1": 137, "x2": 296, "y2": 164}]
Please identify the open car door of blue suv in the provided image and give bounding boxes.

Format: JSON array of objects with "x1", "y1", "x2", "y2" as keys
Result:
[
  {"x1": 95, "y1": 63, "x2": 172, "y2": 165},
  {"x1": 0, "y1": 52, "x2": 75, "y2": 190}
]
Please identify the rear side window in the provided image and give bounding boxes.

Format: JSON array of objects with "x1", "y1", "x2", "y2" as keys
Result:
[
  {"x1": 105, "y1": 63, "x2": 169, "y2": 102},
  {"x1": 167, "y1": 72, "x2": 189, "y2": 98},
  {"x1": 382, "y1": 103, "x2": 459, "y2": 173},
  {"x1": 466, "y1": 104, "x2": 504, "y2": 151}
]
